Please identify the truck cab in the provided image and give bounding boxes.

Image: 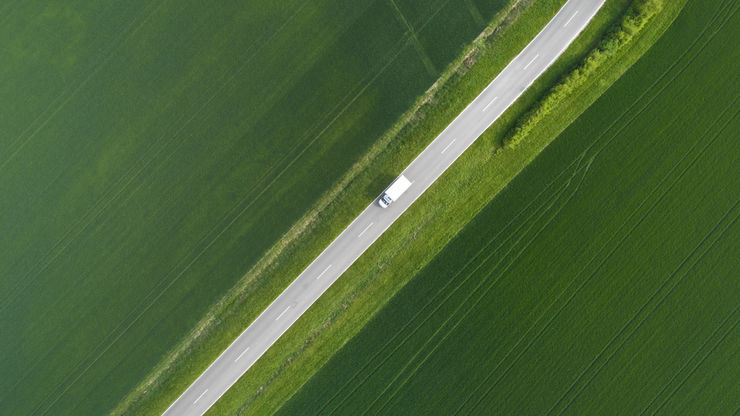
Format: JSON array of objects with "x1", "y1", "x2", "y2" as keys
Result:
[{"x1": 378, "y1": 193, "x2": 394, "y2": 208}]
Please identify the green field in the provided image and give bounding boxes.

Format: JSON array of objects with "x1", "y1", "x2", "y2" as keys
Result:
[
  {"x1": 277, "y1": 0, "x2": 740, "y2": 414},
  {"x1": 0, "y1": 0, "x2": 509, "y2": 414}
]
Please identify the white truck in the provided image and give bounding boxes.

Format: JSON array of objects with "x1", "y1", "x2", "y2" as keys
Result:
[{"x1": 378, "y1": 175, "x2": 412, "y2": 208}]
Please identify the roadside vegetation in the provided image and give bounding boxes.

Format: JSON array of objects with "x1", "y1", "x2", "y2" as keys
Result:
[
  {"x1": 0, "y1": 0, "x2": 511, "y2": 414},
  {"x1": 105, "y1": 0, "x2": 692, "y2": 414},
  {"x1": 505, "y1": 0, "x2": 663, "y2": 148},
  {"x1": 278, "y1": 0, "x2": 739, "y2": 412}
]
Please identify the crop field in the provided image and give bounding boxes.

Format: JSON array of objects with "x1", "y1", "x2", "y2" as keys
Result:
[
  {"x1": 277, "y1": 0, "x2": 740, "y2": 414},
  {"x1": 0, "y1": 0, "x2": 508, "y2": 414}
]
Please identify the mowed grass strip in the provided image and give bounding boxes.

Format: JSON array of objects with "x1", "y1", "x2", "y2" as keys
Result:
[
  {"x1": 0, "y1": 0, "x2": 501, "y2": 414},
  {"x1": 276, "y1": 0, "x2": 740, "y2": 413}
]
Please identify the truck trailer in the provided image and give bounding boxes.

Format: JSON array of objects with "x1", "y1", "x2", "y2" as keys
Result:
[{"x1": 378, "y1": 175, "x2": 412, "y2": 208}]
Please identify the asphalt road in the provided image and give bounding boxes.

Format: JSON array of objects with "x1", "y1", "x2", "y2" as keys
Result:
[{"x1": 163, "y1": 0, "x2": 605, "y2": 414}]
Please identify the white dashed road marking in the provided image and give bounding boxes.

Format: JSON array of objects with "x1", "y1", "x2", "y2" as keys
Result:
[
  {"x1": 316, "y1": 265, "x2": 332, "y2": 280},
  {"x1": 564, "y1": 10, "x2": 579, "y2": 27},
  {"x1": 235, "y1": 347, "x2": 250, "y2": 362},
  {"x1": 193, "y1": 390, "x2": 208, "y2": 405},
  {"x1": 276, "y1": 306, "x2": 290, "y2": 321},
  {"x1": 441, "y1": 139, "x2": 457, "y2": 154},
  {"x1": 523, "y1": 54, "x2": 539, "y2": 70},
  {"x1": 483, "y1": 97, "x2": 498, "y2": 112},
  {"x1": 358, "y1": 222, "x2": 374, "y2": 238}
]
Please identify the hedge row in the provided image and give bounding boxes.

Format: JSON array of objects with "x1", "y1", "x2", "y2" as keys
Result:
[{"x1": 504, "y1": 0, "x2": 663, "y2": 148}]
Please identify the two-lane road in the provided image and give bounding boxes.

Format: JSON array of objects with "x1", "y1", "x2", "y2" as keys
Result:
[{"x1": 164, "y1": 0, "x2": 605, "y2": 414}]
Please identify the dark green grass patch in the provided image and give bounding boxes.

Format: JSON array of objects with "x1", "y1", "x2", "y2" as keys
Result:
[
  {"x1": 277, "y1": 0, "x2": 740, "y2": 413},
  {"x1": 0, "y1": 0, "x2": 494, "y2": 415}
]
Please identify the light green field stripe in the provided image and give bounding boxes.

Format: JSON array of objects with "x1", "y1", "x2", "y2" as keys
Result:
[
  {"x1": 464, "y1": 0, "x2": 486, "y2": 26},
  {"x1": 388, "y1": 0, "x2": 437, "y2": 77}
]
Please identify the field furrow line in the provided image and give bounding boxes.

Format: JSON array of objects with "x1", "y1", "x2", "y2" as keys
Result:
[
  {"x1": 639, "y1": 293, "x2": 740, "y2": 415},
  {"x1": 451, "y1": 162, "x2": 603, "y2": 415},
  {"x1": 388, "y1": 0, "x2": 437, "y2": 77},
  {"x1": 463, "y1": 0, "x2": 486, "y2": 27},
  {"x1": 552, "y1": 200, "x2": 740, "y2": 416},
  {"x1": 540, "y1": 94, "x2": 740, "y2": 415},
  {"x1": 4, "y1": 3, "x2": 326, "y2": 368},
  {"x1": 190, "y1": 0, "x2": 454, "y2": 250},
  {"x1": 466, "y1": 115, "x2": 731, "y2": 411},
  {"x1": 468, "y1": 114, "x2": 736, "y2": 414},
  {"x1": 441, "y1": 155, "x2": 594, "y2": 416},
  {"x1": 649, "y1": 305, "x2": 740, "y2": 416},
  {"x1": 0, "y1": 91, "x2": 199, "y2": 313},
  {"x1": 273, "y1": 0, "x2": 740, "y2": 412},
  {"x1": 206, "y1": 0, "x2": 467, "y2": 232},
  {"x1": 0, "y1": 0, "x2": 121, "y2": 156},
  {"x1": 176, "y1": 1, "x2": 395, "y2": 221},
  {"x1": 354, "y1": 157, "x2": 589, "y2": 408}
]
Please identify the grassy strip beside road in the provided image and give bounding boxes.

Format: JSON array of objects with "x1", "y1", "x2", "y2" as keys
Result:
[
  {"x1": 278, "y1": 0, "x2": 738, "y2": 411},
  {"x1": 207, "y1": 0, "x2": 685, "y2": 414}
]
